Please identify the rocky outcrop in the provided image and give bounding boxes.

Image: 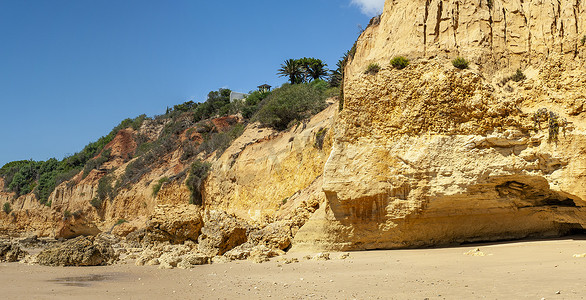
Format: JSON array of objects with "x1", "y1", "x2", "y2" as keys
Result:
[
  {"x1": 347, "y1": 0, "x2": 586, "y2": 80},
  {"x1": 204, "y1": 104, "x2": 335, "y2": 223},
  {"x1": 144, "y1": 204, "x2": 204, "y2": 244},
  {"x1": 0, "y1": 243, "x2": 28, "y2": 262},
  {"x1": 197, "y1": 210, "x2": 252, "y2": 256},
  {"x1": 294, "y1": 0, "x2": 586, "y2": 251},
  {"x1": 56, "y1": 213, "x2": 101, "y2": 239},
  {"x1": 37, "y1": 236, "x2": 118, "y2": 266}
]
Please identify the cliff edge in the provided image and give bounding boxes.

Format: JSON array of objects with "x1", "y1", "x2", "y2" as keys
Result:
[{"x1": 293, "y1": 0, "x2": 586, "y2": 250}]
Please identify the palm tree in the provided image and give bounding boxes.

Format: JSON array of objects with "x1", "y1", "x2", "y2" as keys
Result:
[
  {"x1": 277, "y1": 59, "x2": 303, "y2": 84},
  {"x1": 304, "y1": 58, "x2": 329, "y2": 81}
]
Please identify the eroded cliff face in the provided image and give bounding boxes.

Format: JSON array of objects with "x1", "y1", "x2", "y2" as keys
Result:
[
  {"x1": 293, "y1": 0, "x2": 586, "y2": 250},
  {"x1": 347, "y1": 0, "x2": 586, "y2": 79},
  {"x1": 204, "y1": 104, "x2": 335, "y2": 224}
]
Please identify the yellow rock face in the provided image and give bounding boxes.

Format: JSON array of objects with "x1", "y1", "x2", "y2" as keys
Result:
[
  {"x1": 293, "y1": 0, "x2": 586, "y2": 251},
  {"x1": 204, "y1": 104, "x2": 336, "y2": 223},
  {"x1": 346, "y1": 0, "x2": 586, "y2": 81}
]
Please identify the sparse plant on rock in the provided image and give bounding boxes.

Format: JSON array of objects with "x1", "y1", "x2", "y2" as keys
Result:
[
  {"x1": 152, "y1": 177, "x2": 169, "y2": 197},
  {"x1": 365, "y1": 63, "x2": 380, "y2": 74},
  {"x1": 510, "y1": 69, "x2": 526, "y2": 82},
  {"x1": 91, "y1": 175, "x2": 115, "y2": 209},
  {"x1": 532, "y1": 108, "x2": 567, "y2": 143},
  {"x1": 3, "y1": 202, "x2": 11, "y2": 214},
  {"x1": 186, "y1": 160, "x2": 211, "y2": 205},
  {"x1": 452, "y1": 57, "x2": 469, "y2": 69},
  {"x1": 581, "y1": 35, "x2": 586, "y2": 46},
  {"x1": 390, "y1": 56, "x2": 409, "y2": 70},
  {"x1": 314, "y1": 128, "x2": 328, "y2": 150}
]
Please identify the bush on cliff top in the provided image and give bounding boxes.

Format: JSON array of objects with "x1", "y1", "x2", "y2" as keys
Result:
[
  {"x1": 390, "y1": 56, "x2": 409, "y2": 70},
  {"x1": 3, "y1": 202, "x2": 11, "y2": 214},
  {"x1": 254, "y1": 82, "x2": 327, "y2": 131},
  {"x1": 364, "y1": 63, "x2": 380, "y2": 74},
  {"x1": 452, "y1": 57, "x2": 469, "y2": 69}
]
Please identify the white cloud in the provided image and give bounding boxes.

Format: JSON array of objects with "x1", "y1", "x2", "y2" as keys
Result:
[{"x1": 351, "y1": 0, "x2": 385, "y2": 16}]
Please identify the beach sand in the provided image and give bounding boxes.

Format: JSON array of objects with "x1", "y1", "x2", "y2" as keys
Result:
[{"x1": 1, "y1": 235, "x2": 585, "y2": 299}]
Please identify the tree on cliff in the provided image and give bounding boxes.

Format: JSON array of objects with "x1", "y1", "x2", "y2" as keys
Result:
[
  {"x1": 277, "y1": 59, "x2": 303, "y2": 84},
  {"x1": 277, "y1": 58, "x2": 328, "y2": 84},
  {"x1": 299, "y1": 57, "x2": 329, "y2": 82}
]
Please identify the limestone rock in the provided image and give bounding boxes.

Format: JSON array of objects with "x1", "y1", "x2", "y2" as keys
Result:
[
  {"x1": 198, "y1": 210, "x2": 251, "y2": 256},
  {"x1": 177, "y1": 253, "x2": 211, "y2": 268},
  {"x1": 293, "y1": 0, "x2": 586, "y2": 251},
  {"x1": 248, "y1": 221, "x2": 292, "y2": 250},
  {"x1": 37, "y1": 236, "x2": 118, "y2": 266},
  {"x1": 0, "y1": 243, "x2": 28, "y2": 262},
  {"x1": 312, "y1": 252, "x2": 330, "y2": 261},
  {"x1": 144, "y1": 204, "x2": 204, "y2": 244},
  {"x1": 248, "y1": 245, "x2": 283, "y2": 263},
  {"x1": 55, "y1": 214, "x2": 101, "y2": 239}
]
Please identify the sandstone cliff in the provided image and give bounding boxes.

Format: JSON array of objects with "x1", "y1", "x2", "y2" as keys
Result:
[
  {"x1": 1, "y1": 0, "x2": 585, "y2": 254},
  {"x1": 293, "y1": 0, "x2": 586, "y2": 250}
]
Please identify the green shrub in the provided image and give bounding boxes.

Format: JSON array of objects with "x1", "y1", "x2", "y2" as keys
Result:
[
  {"x1": 116, "y1": 219, "x2": 127, "y2": 225},
  {"x1": 365, "y1": 63, "x2": 380, "y2": 74},
  {"x1": 186, "y1": 161, "x2": 211, "y2": 205},
  {"x1": 314, "y1": 128, "x2": 328, "y2": 150},
  {"x1": 532, "y1": 108, "x2": 567, "y2": 143},
  {"x1": 92, "y1": 175, "x2": 115, "y2": 208},
  {"x1": 152, "y1": 177, "x2": 169, "y2": 197},
  {"x1": 198, "y1": 123, "x2": 245, "y2": 158},
  {"x1": 63, "y1": 210, "x2": 72, "y2": 219},
  {"x1": 90, "y1": 197, "x2": 102, "y2": 209},
  {"x1": 254, "y1": 83, "x2": 327, "y2": 131},
  {"x1": 82, "y1": 149, "x2": 111, "y2": 179},
  {"x1": 390, "y1": 56, "x2": 409, "y2": 70},
  {"x1": 242, "y1": 91, "x2": 270, "y2": 119},
  {"x1": 510, "y1": 69, "x2": 526, "y2": 82},
  {"x1": 452, "y1": 57, "x2": 469, "y2": 69},
  {"x1": 3, "y1": 202, "x2": 11, "y2": 214},
  {"x1": 581, "y1": 35, "x2": 586, "y2": 46}
]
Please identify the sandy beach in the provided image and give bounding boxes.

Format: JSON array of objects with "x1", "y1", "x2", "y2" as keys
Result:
[{"x1": 1, "y1": 235, "x2": 585, "y2": 300}]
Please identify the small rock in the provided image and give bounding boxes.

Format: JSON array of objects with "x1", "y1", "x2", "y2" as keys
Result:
[
  {"x1": 313, "y1": 252, "x2": 330, "y2": 261},
  {"x1": 463, "y1": 248, "x2": 485, "y2": 256}
]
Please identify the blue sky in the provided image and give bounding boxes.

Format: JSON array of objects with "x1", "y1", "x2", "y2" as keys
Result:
[{"x1": 0, "y1": 0, "x2": 383, "y2": 167}]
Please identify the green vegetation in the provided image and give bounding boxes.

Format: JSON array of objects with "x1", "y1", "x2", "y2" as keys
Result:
[
  {"x1": 581, "y1": 35, "x2": 586, "y2": 46},
  {"x1": 91, "y1": 175, "x2": 115, "y2": 209},
  {"x1": 314, "y1": 128, "x2": 328, "y2": 150},
  {"x1": 1, "y1": 54, "x2": 336, "y2": 206},
  {"x1": 533, "y1": 108, "x2": 567, "y2": 143},
  {"x1": 63, "y1": 210, "x2": 72, "y2": 219},
  {"x1": 151, "y1": 177, "x2": 169, "y2": 198},
  {"x1": 277, "y1": 57, "x2": 329, "y2": 84},
  {"x1": 186, "y1": 161, "x2": 211, "y2": 205},
  {"x1": 116, "y1": 219, "x2": 127, "y2": 225},
  {"x1": 3, "y1": 202, "x2": 11, "y2": 214},
  {"x1": 500, "y1": 69, "x2": 527, "y2": 85},
  {"x1": 452, "y1": 57, "x2": 469, "y2": 69},
  {"x1": 365, "y1": 63, "x2": 380, "y2": 74},
  {"x1": 255, "y1": 81, "x2": 328, "y2": 130},
  {"x1": 199, "y1": 123, "x2": 246, "y2": 158},
  {"x1": 390, "y1": 56, "x2": 409, "y2": 70},
  {"x1": 0, "y1": 114, "x2": 148, "y2": 205},
  {"x1": 241, "y1": 90, "x2": 270, "y2": 119},
  {"x1": 510, "y1": 69, "x2": 526, "y2": 82},
  {"x1": 330, "y1": 50, "x2": 353, "y2": 111}
]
